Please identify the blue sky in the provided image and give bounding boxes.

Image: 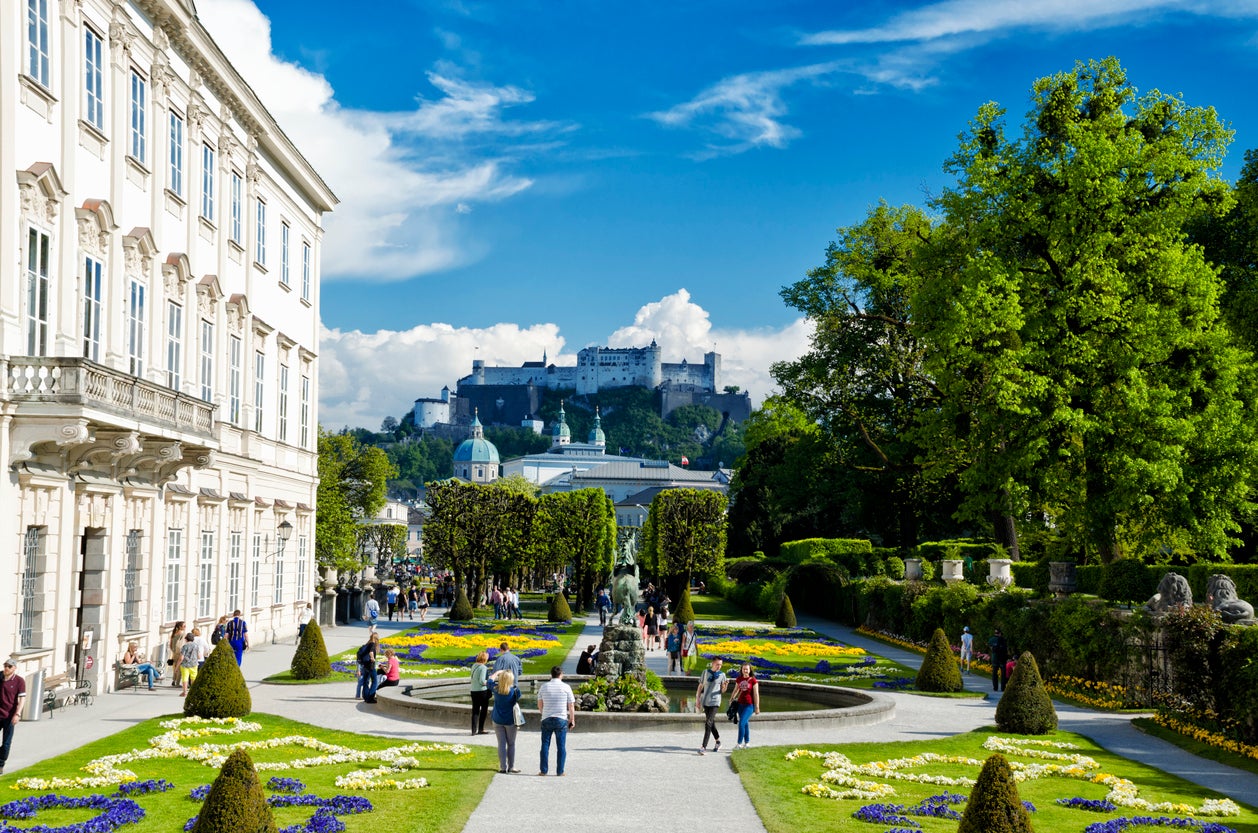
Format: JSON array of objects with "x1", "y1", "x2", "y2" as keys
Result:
[{"x1": 198, "y1": 0, "x2": 1258, "y2": 428}]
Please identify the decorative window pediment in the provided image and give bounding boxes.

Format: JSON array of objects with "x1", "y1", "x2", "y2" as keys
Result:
[
  {"x1": 122, "y1": 227, "x2": 157, "y2": 278},
  {"x1": 18, "y1": 163, "x2": 66, "y2": 226},
  {"x1": 162, "y1": 252, "x2": 192, "y2": 299},
  {"x1": 75, "y1": 199, "x2": 117, "y2": 258}
]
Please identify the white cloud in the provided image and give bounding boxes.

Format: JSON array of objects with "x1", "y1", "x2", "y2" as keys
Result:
[
  {"x1": 607, "y1": 289, "x2": 812, "y2": 401},
  {"x1": 647, "y1": 63, "x2": 841, "y2": 157},
  {"x1": 196, "y1": 1, "x2": 558, "y2": 282},
  {"x1": 801, "y1": 0, "x2": 1209, "y2": 45},
  {"x1": 317, "y1": 290, "x2": 811, "y2": 429}
]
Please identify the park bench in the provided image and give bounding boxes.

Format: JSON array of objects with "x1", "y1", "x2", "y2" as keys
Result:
[
  {"x1": 42, "y1": 672, "x2": 92, "y2": 715},
  {"x1": 114, "y1": 660, "x2": 142, "y2": 691}
]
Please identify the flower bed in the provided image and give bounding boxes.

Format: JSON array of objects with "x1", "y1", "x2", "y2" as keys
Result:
[
  {"x1": 4, "y1": 714, "x2": 497, "y2": 833},
  {"x1": 692, "y1": 625, "x2": 913, "y2": 688},
  {"x1": 730, "y1": 729, "x2": 1253, "y2": 833}
]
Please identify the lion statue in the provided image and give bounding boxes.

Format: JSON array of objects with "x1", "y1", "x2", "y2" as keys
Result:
[
  {"x1": 1206, "y1": 574, "x2": 1256, "y2": 626},
  {"x1": 1146, "y1": 572, "x2": 1192, "y2": 616}
]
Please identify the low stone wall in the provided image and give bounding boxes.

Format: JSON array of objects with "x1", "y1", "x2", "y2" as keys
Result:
[{"x1": 375, "y1": 675, "x2": 895, "y2": 733}]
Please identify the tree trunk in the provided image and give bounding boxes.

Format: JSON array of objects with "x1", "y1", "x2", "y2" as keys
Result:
[{"x1": 991, "y1": 511, "x2": 1021, "y2": 561}]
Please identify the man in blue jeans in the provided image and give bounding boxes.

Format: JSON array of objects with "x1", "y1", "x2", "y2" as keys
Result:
[{"x1": 537, "y1": 666, "x2": 576, "y2": 776}]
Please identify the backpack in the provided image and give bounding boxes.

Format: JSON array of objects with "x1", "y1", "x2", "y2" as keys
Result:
[
  {"x1": 356, "y1": 642, "x2": 373, "y2": 665},
  {"x1": 210, "y1": 626, "x2": 222, "y2": 646}
]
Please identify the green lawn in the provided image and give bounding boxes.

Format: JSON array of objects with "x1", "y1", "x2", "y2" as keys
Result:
[
  {"x1": 730, "y1": 728, "x2": 1258, "y2": 833},
  {"x1": 0, "y1": 713, "x2": 496, "y2": 833},
  {"x1": 689, "y1": 592, "x2": 763, "y2": 621},
  {"x1": 266, "y1": 619, "x2": 584, "y2": 684}
]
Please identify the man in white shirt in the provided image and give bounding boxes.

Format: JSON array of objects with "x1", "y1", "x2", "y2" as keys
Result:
[{"x1": 536, "y1": 666, "x2": 576, "y2": 776}]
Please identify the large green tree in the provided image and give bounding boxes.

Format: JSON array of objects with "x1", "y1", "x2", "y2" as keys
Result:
[
  {"x1": 772, "y1": 204, "x2": 963, "y2": 549},
  {"x1": 422, "y1": 480, "x2": 536, "y2": 601},
  {"x1": 920, "y1": 57, "x2": 1257, "y2": 562},
  {"x1": 316, "y1": 430, "x2": 396, "y2": 570},
  {"x1": 642, "y1": 488, "x2": 727, "y2": 597},
  {"x1": 533, "y1": 488, "x2": 615, "y2": 610}
]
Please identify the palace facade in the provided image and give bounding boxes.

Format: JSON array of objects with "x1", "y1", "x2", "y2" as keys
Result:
[{"x1": 2, "y1": 0, "x2": 335, "y2": 695}]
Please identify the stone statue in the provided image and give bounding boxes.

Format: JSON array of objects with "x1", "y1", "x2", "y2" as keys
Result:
[
  {"x1": 612, "y1": 533, "x2": 640, "y2": 626},
  {"x1": 1206, "y1": 574, "x2": 1256, "y2": 625},
  {"x1": 1146, "y1": 572, "x2": 1192, "y2": 616}
]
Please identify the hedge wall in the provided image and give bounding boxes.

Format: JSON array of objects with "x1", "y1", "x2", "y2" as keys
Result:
[
  {"x1": 1184, "y1": 564, "x2": 1258, "y2": 602},
  {"x1": 914, "y1": 539, "x2": 1005, "y2": 561},
  {"x1": 779, "y1": 538, "x2": 873, "y2": 564}
]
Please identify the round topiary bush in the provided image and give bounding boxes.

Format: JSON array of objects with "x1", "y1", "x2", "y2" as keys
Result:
[
  {"x1": 957, "y1": 753, "x2": 1033, "y2": 833},
  {"x1": 290, "y1": 620, "x2": 332, "y2": 680},
  {"x1": 995, "y1": 651, "x2": 1058, "y2": 735},
  {"x1": 184, "y1": 638, "x2": 251, "y2": 718},
  {"x1": 447, "y1": 586, "x2": 475, "y2": 621},
  {"x1": 915, "y1": 627, "x2": 963, "y2": 692},
  {"x1": 672, "y1": 586, "x2": 695, "y2": 625},
  {"x1": 548, "y1": 591, "x2": 573, "y2": 622},
  {"x1": 190, "y1": 747, "x2": 277, "y2": 833},
  {"x1": 776, "y1": 594, "x2": 797, "y2": 628}
]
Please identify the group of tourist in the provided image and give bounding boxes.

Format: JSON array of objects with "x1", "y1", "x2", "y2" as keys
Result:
[
  {"x1": 696, "y1": 657, "x2": 761, "y2": 754},
  {"x1": 385, "y1": 585, "x2": 431, "y2": 622},
  {"x1": 490, "y1": 587, "x2": 523, "y2": 619},
  {"x1": 352, "y1": 633, "x2": 403, "y2": 704},
  {"x1": 958, "y1": 624, "x2": 1014, "y2": 692},
  {"x1": 118, "y1": 611, "x2": 251, "y2": 697}
]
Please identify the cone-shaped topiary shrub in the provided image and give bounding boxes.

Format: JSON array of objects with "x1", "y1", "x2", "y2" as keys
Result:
[
  {"x1": 184, "y1": 638, "x2": 251, "y2": 718},
  {"x1": 916, "y1": 627, "x2": 964, "y2": 692},
  {"x1": 290, "y1": 620, "x2": 332, "y2": 680},
  {"x1": 190, "y1": 747, "x2": 277, "y2": 833},
  {"x1": 672, "y1": 586, "x2": 695, "y2": 625},
  {"x1": 776, "y1": 594, "x2": 797, "y2": 628},
  {"x1": 995, "y1": 651, "x2": 1058, "y2": 734},
  {"x1": 548, "y1": 590, "x2": 573, "y2": 622},
  {"x1": 957, "y1": 753, "x2": 1033, "y2": 833},
  {"x1": 447, "y1": 586, "x2": 475, "y2": 621}
]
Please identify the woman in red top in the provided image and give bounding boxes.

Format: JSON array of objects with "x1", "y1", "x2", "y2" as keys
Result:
[{"x1": 732, "y1": 662, "x2": 760, "y2": 749}]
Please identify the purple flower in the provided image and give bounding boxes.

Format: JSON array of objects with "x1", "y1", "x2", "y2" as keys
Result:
[
  {"x1": 189, "y1": 785, "x2": 211, "y2": 801},
  {"x1": 0, "y1": 794, "x2": 145, "y2": 832},
  {"x1": 1058, "y1": 797, "x2": 1118, "y2": 813},
  {"x1": 1083, "y1": 818, "x2": 1238, "y2": 833},
  {"x1": 113, "y1": 779, "x2": 174, "y2": 797},
  {"x1": 266, "y1": 777, "x2": 307, "y2": 794}
]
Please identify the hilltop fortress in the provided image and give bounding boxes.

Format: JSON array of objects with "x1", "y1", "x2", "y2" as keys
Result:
[{"x1": 413, "y1": 341, "x2": 751, "y2": 429}]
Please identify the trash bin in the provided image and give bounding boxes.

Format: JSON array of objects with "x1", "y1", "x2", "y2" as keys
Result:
[{"x1": 22, "y1": 672, "x2": 43, "y2": 721}]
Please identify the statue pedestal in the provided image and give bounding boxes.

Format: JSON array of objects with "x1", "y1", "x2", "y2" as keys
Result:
[{"x1": 592, "y1": 624, "x2": 646, "y2": 684}]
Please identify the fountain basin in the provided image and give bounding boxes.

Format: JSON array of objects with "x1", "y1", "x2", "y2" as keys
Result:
[{"x1": 375, "y1": 675, "x2": 895, "y2": 733}]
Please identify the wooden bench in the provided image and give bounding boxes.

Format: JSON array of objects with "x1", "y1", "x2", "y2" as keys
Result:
[{"x1": 42, "y1": 673, "x2": 92, "y2": 715}]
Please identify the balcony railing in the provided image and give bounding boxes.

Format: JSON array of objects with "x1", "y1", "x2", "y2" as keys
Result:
[{"x1": 4, "y1": 357, "x2": 216, "y2": 438}]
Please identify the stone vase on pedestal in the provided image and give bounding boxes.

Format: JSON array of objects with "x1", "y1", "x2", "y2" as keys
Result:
[
  {"x1": 1048, "y1": 562, "x2": 1078, "y2": 597},
  {"x1": 904, "y1": 558, "x2": 923, "y2": 581},
  {"x1": 941, "y1": 559, "x2": 965, "y2": 586},
  {"x1": 987, "y1": 558, "x2": 1013, "y2": 591}
]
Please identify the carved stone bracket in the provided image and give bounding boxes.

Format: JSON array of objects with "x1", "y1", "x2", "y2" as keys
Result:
[{"x1": 9, "y1": 418, "x2": 94, "y2": 468}]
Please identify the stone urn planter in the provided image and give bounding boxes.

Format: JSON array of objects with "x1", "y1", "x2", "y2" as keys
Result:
[
  {"x1": 322, "y1": 566, "x2": 339, "y2": 590},
  {"x1": 941, "y1": 559, "x2": 965, "y2": 586},
  {"x1": 904, "y1": 558, "x2": 923, "y2": 581},
  {"x1": 1048, "y1": 562, "x2": 1078, "y2": 597},
  {"x1": 360, "y1": 565, "x2": 377, "y2": 588},
  {"x1": 986, "y1": 558, "x2": 1013, "y2": 591}
]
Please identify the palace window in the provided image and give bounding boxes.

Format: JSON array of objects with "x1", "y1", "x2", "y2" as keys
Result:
[
  {"x1": 255, "y1": 199, "x2": 267, "y2": 265},
  {"x1": 251, "y1": 533, "x2": 261, "y2": 609},
  {"x1": 230, "y1": 172, "x2": 243, "y2": 244},
  {"x1": 27, "y1": 0, "x2": 50, "y2": 87},
  {"x1": 201, "y1": 144, "x2": 216, "y2": 221},
  {"x1": 199, "y1": 320, "x2": 214, "y2": 402},
  {"x1": 164, "y1": 529, "x2": 183, "y2": 622},
  {"x1": 26, "y1": 228, "x2": 50, "y2": 356},
  {"x1": 123, "y1": 530, "x2": 142, "y2": 632},
  {"x1": 130, "y1": 71, "x2": 147, "y2": 163},
  {"x1": 301, "y1": 242, "x2": 311, "y2": 301},
  {"x1": 128, "y1": 280, "x2": 146, "y2": 376},
  {"x1": 228, "y1": 532, "x2": 242, "y2": 613},
  {"x1": 165, "y1": 302, "x2": 183, "y2": 390},
  {"x1": 84, "y1": 27, "x2": 104, "y2": 129},
  {"x1": 228, "y1": 335, "x2": 242, "y2": 424},
  {"x1": 169, "y1": 112, "x2": 184, "y2": 196},
  {"x1": 198, "y1": 532, "x2": 215, "y2": 619},
  {"x1": 281, "y1": 222, "x2": 290, "y2": 285},
  {"x1": 83, "y1": 256, "x2": 103, "y2": 361},
  {"x1": 278, "y1": 364, "x2": 289, "y2": 443},
  {"x1": 19, "y1": 527, "x2": 43, "y2": 649},
  {"x1": 254, "y1": 351, "x2": 265, "y2": 433}
]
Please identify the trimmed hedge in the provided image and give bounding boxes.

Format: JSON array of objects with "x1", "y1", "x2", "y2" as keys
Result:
[
  {"x1": 290, "y1": 620, "x2": 332, "y2": 680},
  {"x1": 779, "y1": 538, "x2": 872, "y2": 564},
  {"x1": 957, "y1": 753, "x2": 1033, "y2": 833},
  {"x1": 775, "y1": 594, "x2": 797, "y2": 628},
  {"x1": 447, "y1": 587, "x2": 475, "y2": 621},
  {"x1": 548, "y1": 591, "x2": 573, "y2": 623},
  {"x1": 672, "y1": 587, "x2": 695, "y2": 625},
  {"x1": 915, "y1": 539, "x2": 1005, "y2": 561},
  {"x1": 916, "y1": 627, "x2": 963, "y2": 692},
  {"x1": 995, "y1": 651, "x2": 1057, "y2": 734},
  {"x1": 185, "y1": 638, "x2": 251, "y2": 718},
  {"x1": 190, "y1": 748, "x2": 276, "y2": 833}
]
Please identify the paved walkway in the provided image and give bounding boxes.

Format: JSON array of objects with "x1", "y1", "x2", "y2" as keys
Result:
[{"x1": 4, "y1": 609, "x2": 1257, "y2": 832}]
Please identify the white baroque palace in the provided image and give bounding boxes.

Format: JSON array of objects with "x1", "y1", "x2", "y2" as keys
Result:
[{"x1": 1, "y1": 0, "x2": 336, "y2": 693}]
